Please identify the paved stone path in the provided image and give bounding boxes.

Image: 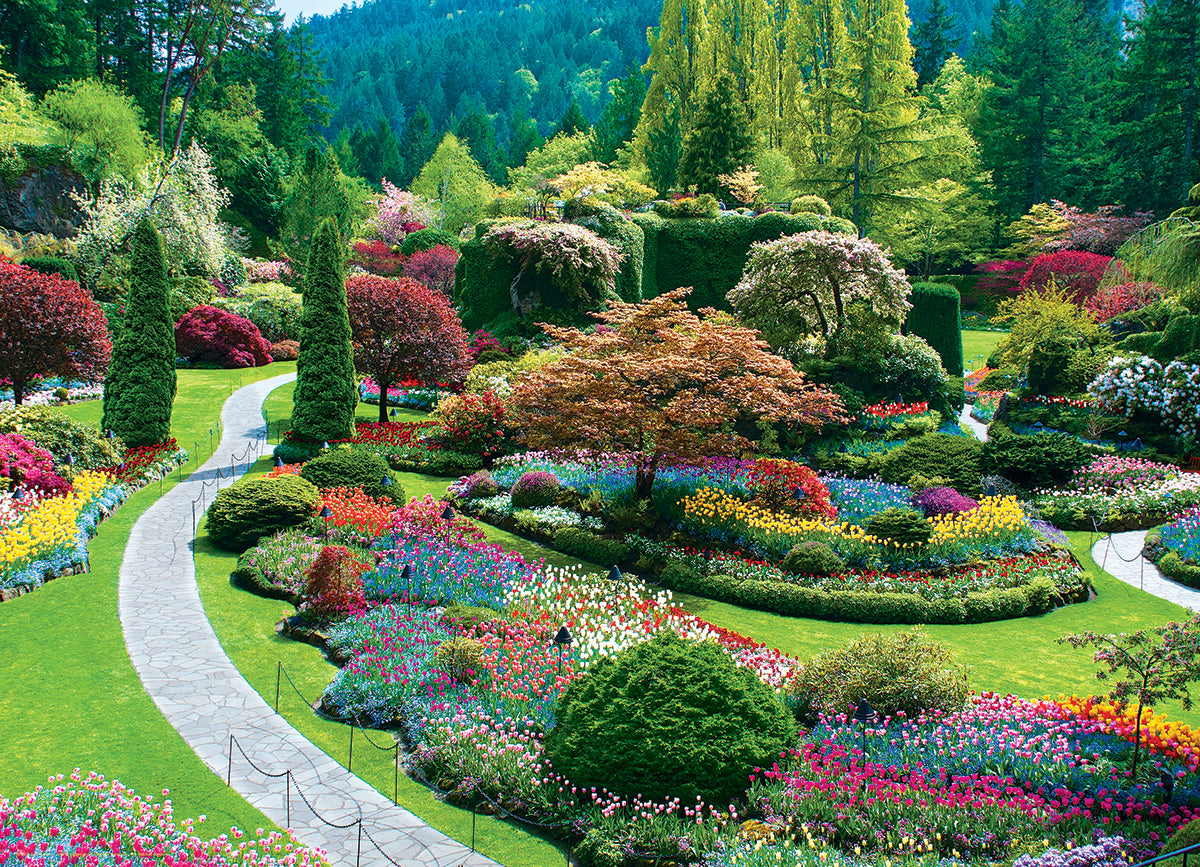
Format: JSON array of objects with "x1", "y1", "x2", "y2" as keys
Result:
[
  {"x1": 1091, "y1": 529, "x2": 1200, "y2": 613},
  {"x1": 119, "y1": 373, "x2": 499, "y2": 867},
  {"x1": 959, "y1": 403, "x2": 989, "y2": 441}
]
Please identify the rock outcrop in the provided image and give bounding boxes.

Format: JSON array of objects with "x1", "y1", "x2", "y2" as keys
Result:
[{"x1": 0, "y1": 165, "x2": 87, "y2": 238}]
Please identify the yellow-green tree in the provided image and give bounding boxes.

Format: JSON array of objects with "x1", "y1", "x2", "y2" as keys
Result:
[{"x1": 412, "y1": 133, "x2": 496, "y2": 233}]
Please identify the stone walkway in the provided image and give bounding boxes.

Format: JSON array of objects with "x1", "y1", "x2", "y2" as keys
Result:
[
  {"x1": 119, "y1": 372, "x2": 499, "y2": 867},
  {"x1": 1091, "y1": 529, "x2": 1200, "y2": 613},
  {"x1": 959, "y1": 403, "x2": 989, "y2": 441}
]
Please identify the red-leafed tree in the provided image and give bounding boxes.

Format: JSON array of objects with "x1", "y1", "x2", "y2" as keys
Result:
[
  {"x1": 510, "y1": 289, "x2": 850, "y2": 500},
  {"x1": 403, "y1": 244, "x2": 459, "y2": 297},
  {"x1": 345, "y1": 275, "x2": 472, "y2": 423},
  {"x1": 1018, "y1": 250, "x2": 1119, "y2": 303},
  {"x1": 0, "y1": 262, "x2": 111, "y2": 405}
]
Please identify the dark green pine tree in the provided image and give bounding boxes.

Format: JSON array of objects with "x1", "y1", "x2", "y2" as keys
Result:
[
  {"x1": 291, "y1": 218, "x2": 357, "y2": 443},
  {"x1": 399, "y1": 104, "x2": 436, "y2": 186},
  {"x1": 677, "y1": 74, "x2": 754, "y2": 198},
  {"x1": 102, "y1": 218, "x2": 176, "y2": 447},
  {"x1": 591, "y1": 66, "x2": 647, "y2": 165},
  {"x1": 646, "y1": 101, "x2": 682, "y2": 193},
  {"x1": 913, "y1": 0, "x2": 958, "y2": 87},
  {"x1": 554, "y1": 100, "x2": 590, "y2": 138}
]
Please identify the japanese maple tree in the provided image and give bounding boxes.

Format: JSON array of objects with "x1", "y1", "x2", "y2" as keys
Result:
[
  {"x1": 345, "y1": 275, "x2": 471, "y2": 423},
  {"x1": 0, "y1": 262, "x2": 110, "y2": 405},
  {"x1": 510, "y1": 289, "x2": 849, "y2": 500}
]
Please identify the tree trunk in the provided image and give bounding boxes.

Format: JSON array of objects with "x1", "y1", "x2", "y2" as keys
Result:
[
  {"x1": 377, "y1": 377, "x2": 390, "y2": 424},
  {"x1": 1132, "y1": 700, "x2": 1144, "y2": 776},
  {"x1": 1182, "y1": 20, "x2": 1197, "y2": 201}
]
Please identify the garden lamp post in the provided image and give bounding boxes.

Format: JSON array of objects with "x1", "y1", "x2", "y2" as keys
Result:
[
  {"x1": 274, "y1": 456, "x2": 284, "y2": 468},
  {"x1": 442, "y1": 504, "x2": 455, "y2": 520},
  {"x1": 553, "y1": 625, "x2": 573, "y2": 675},
  {"x1": 1162, "y1": 769, "x2": 1176, "y2": 804},
  {"x1": 319, "y1": 505, "x2": 333, "y2": 540},
  {"x1": 105, "y1": 429, "x2": 115, "y2": 440},
  {"x1": 64, "y1": 453, "x2": 74, "y2": 467},
  {"x1": 381, "y1": 473, "x2": 393, "y2": 489},
  {"x1": 389, "y1": 408, "x2": 398, "y2": 418},
  {"x1": 320, "y1": 441, "x2": 330, "y2": 451},
  {"x1": 608, "y1": 565, "x2": 623, "y2": 581},
  {"x1": 853, "y1": 698, "x2": 877, "y2": 755},
  {"x1": 11, "y1": 487, "x2": 25, "y2": 502}
]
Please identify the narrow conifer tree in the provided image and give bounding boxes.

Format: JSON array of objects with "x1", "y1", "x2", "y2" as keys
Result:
[
  {"x1": 292, "y1": 218, "x2": 357, "y2": 441},
  {"x1": 677, "y1": 74, "x2": 754, "y2": 198},
  {"x1": 102, "y1": 217, "x2": 176, "y2": 446}
]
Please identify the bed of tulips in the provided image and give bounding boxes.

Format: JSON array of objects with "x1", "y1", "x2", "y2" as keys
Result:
[
  {"x1": 1034, "y1": 455, "x2": 1200, "y2": 529},
  {"x1": 0, "y1": 769, "x2": 325, "y2": 867},
  {"x1": 0, "y1": 470, "x2": 127, "y2": 591}
]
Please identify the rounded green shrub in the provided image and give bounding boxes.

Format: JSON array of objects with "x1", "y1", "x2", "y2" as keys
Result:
[
  {"x1": 781, "y1": 541, "x2": 844, "y2": 576},
  {"x1": 866, "y1": 507, "x2": 933, "y2": 547},
  {"x1": 21, "y1": 255, "x2": 78, "y2": 282},
  {"x1": 545, "y1": 632, "x2": 795, "y2": 804},
  {"x1": 299, "y1": 448, "x2": 402, "y2": 503},
  {"x1": 788, "y1": 629, "x2": 970, "y2": 723},
  {"x1": 879, "y1": 434, "x2": 985, "y2": 495},
  {"x1": 400, "y1": 228, "x2": 460, "y2": 256},
  {"x1": 1026, "y1": 338, "x2": 1074, "y2": 396},
  {"x1": 1160, "y1": 818, "x2": 1200, "y2": 867},
  {"x1": 976, "y1": 368, "x2": 1020, "y2": 391},
  {"x1": 170, "y1": 275, "x2": 216, "y2": 323},
  {"x1": 0, "y1": 406, "x2": 124, "y2": 469},
  {"x1": 207, "y1": 474, "x2": 321, "y2": 551},
  {"x1": 790, "y1": 195, "x2": 832, "y2": 216},
  {"x1": 982, "y1": 431, "x2": 1091, "y2": 491},
  {"x1": 434, "y1": 636, "x2": 483, "y2": 682},
  {"x1": 509, "y1": 470, "x2": 560, "y2": 508}
]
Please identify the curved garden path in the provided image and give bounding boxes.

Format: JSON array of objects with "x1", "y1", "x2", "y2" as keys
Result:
[
  {"x1": 1091, "y1": 530, "x2": 1200, "y2": 612},
  {"x1": 119, "y1": 372, "x2": 498, "y2": 867}
]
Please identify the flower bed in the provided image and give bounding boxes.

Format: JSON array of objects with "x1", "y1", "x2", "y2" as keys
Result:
[
  {"x1": 1034, "y1": 456, "x2": 1200, "y2": 530},
  {"x1": 1, "y1": 769, "x2": 323, "y2": 867},
  {"x1": 1144, "y1": 507, "x2": 1200, "y2": 590},
  {"x1": 358, "y1": 377, "x2": 443, "y2": 411}
]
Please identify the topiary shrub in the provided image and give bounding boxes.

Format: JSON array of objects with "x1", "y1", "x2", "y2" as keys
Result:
[
  {"x1": 905, "y1": 283, "x2": 963, "y2": 376},
  {"x1": 434, "y1": 636, "x2": 483, "y2": 682},
  {"x1": 790, "y1": 195, "x2": 832, "y2": 216},
  {"x1": 207, "y1": 474, "x2": 321, "y2": 551},
  {"x1": 545, "y1": 632, "x2": 795, "y2": 805},
  {"x1": 1159, "y1": 818, "x2": 1200, "y2": 867},
  {"x1": 400, "y1": 227, "x2": 460, "y2": 256},
  {"x1": 781, "y1": 540, "x2": 844, "y2": 576},
  {"x1": 788, "y1": 628, "x2": 970, "y2": 723},
  {"x1": 866, "y1": 507, "x2": 933, "y2": 547},
  {"x1": 175, "y1": 304, "x2": 274, "y2": 368},
  {"x1": 910, "y1": 486, "x2": 978, "y2": 517},
  {"x1": 982, "y1": 431, "x2": 1092, "y2": 491},
  {"x1": 879, "y1": 434, "x2": 985, "y2": 495},
  {"x1": 462, "y1": 469, "x2": 499, "y2": 498},
  {"x1": 553, "y1": 527, "x2": 631, "y2": 566},
  {"x1": 509, "y1": 470, "x2": 560, "y2": 508},
  {"x1": 299, "y1": 449, "x2": 401, "y2": 503},
  {"x1": 976, "y1": 368, "x2": 1020, "y2": 391},
  {"x1": 1153, "y1": 314, "x2": 1200, "y2": 363},
  {"x1": 270, "y1": 339, "x2": 299, "y2": 361}
]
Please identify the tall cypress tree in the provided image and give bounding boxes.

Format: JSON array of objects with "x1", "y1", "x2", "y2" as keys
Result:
[
  {"x1": 677, "y1": 74, "x2": 754, "y2": 198},
  {"x1": 292, "y1": 218, "x2": 357, "y2": 443},
  {"x1": 102, "y1": 218, "x2": 176, "y2": 447}
]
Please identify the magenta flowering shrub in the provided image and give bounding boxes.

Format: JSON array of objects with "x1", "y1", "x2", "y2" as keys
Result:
[
  {"x1": 403, "y1": 245, "x2": 458, "y2": 296},
  {"x1": 175, "y1": 305, "x2": 273, "y2": 368},
  {"x1": 509, "y1": 470, "x2": 560, "y2": 508},
  {"x1": 0, "y1": 432, "x2": 71, "y2": 496},
  {"x1": 0, "y1": 769, "x2": 324, "y2": 867},
  {"x1": 467, "y1": 329, "x2": 508, "y2": 362},
  {"x1": 911, "y1": 486, "x2": 979, "y2": 517},
  {"x1": 462, "y1": 469, "x2": 499, "y2": 499}
]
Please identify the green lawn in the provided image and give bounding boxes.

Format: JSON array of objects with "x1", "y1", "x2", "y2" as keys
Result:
[
  {"x1": 962, "y1": 328, "x2": 1005, "y2": 372},
  {"x1": 0, "y1": 364, "x2": 293, "y2": 830}
]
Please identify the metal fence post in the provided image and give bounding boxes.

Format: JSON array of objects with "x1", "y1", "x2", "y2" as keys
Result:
[
  {"x1": 275, "y1": 661, "x2": 282, "y2": 712},
  {"x1": 227, "y1": 734, "x2": 232, "y2": 785},
  {"x1": 285, "y1": 771, "x2": 291, "y2": 829},
  {"x1": 348, "y1": 725, "x2": 354, "y2": 772}
]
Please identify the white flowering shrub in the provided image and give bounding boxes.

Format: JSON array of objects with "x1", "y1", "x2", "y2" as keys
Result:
[
  {"x1": 75, "y1": 143, "x2": 233, "y2": 288},
  {"x1": 1089, "y1": 354, "x2": 1200, "y2": 444}
]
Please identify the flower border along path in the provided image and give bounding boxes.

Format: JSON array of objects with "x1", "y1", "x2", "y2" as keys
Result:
[
  {"x1": 1092, "y1": 528, "x2": 1200, "y2": 611},
  {"x1": 119, "y1": 371, "x2": 499, "y2": 867}
]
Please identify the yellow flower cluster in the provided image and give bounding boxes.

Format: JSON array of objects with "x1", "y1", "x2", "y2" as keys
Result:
[
  {"x1": 0, "y1": 471, "x2": 111, "y2": 572},
  {"x1": 681, "y1": 487, "x2": 1030, "y2": 550}
]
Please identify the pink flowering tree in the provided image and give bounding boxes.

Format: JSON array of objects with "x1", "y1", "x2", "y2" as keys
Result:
[
  {"x1": 481, "y1": 221, "x2": 622, "y2": 314},
  {"x1": 727, "y1": 231, "x2": 912, "y2": 351},
  {"x1": 1059, "y1": 615, "x2": 1200, "y2": 775},
  {"x1": 369, "y1": 182, "x2": 434, "y2": 246}
]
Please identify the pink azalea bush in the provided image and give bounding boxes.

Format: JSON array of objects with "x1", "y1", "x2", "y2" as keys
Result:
[
  {"x1": 0, "y1": 433, "x2": 71, "y2": 496},
  {"x1": 369, "y1": 183, "x2": 433, "y2": 246}
]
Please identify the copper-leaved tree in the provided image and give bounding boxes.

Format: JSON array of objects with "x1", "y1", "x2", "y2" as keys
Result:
[{"x1": 510, "y1": 289, "x2": 849, "y2": 500}]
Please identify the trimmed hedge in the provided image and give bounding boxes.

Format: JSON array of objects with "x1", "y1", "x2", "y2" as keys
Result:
[
  {"x1": 905, "y1": 282, "x2": 963, "y2": 375},
  {"x1": 299, "y1": 448, "x2": 403, "y2": 503},
  {"x1": 21, "y1": 256, "x2": 77, "y2": 282},
  {"x1": 1144, "y1": 529, "x2": 1200, "y2": 590},
  {"x1": 400, "y1": 228, "x2": 459, "y2": 256},
  {"x1": 573, "y1": 203, "x2": 644, "y2": 303},
  {"x1": 878, "y1": 433, "x2": 985, "y2": 495},
  {"x1": 653, "y1": 568, "x2": 1057, "y2": 624},
  {"x1": 553, "y1": 527, "x2": 632, "y2": 566}
]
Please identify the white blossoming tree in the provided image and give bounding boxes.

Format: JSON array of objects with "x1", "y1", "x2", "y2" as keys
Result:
[
  {"x1": 727, "y1": 231, "x2": 912, "y2": 354},
  {"x1": 75, "y1": 143, "x2": 234, "y2": 292}
]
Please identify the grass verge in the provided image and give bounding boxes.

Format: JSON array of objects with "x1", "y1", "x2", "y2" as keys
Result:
[{"x1": 0, "y1": 364, "x2": 294, "y2": 830}]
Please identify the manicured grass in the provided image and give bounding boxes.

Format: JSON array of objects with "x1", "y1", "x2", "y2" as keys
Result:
[
  {"x1": 0, "y1": 364, "x2": 294, "y2": 830},
  {"x1": 962, "y1": 328, "x2": 1005, "y2": 372}
]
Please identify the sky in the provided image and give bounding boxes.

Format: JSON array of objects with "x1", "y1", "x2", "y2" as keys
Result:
[{"x1": 274, "y1": 0, "x2": 356, "y2": 24}]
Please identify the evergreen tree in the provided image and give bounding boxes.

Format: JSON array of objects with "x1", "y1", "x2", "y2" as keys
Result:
[
  {"x1": 646, "y1": 102, "x2": 682, "y2": 193},
  {"x1": 454, "y1": 106, "x2": 506, "y2": 182},
  {"x1": 913, "y1": 0, "x2": 957, "y2": 87},
  {"x1": 507, "y1": 111, "x2": 544, "y2": 170},
  {"x1": 591, "y1": 66, "x2": 647, "y2": 165},
  {"x1": 399, "y1": 103, "x2": 436, "y2": 186},
  {"x1": 554, "y1": 100, "x2": 590, "y2": 137},
  {"x1": 292, "y1": 218, "x2": 357, "y2": 443},
  {"x1": 677, "y1": 74, "x2": 754, "y2": 197},
  {"x1": 102, "y1": 218, "x2": 176, "y2": 447},
  {"x1": 1109, "y1": 0, "x2": 1200, "y2": 213},
  {"x1": 350, "y1": 117, "x2": 404, "y2": 186}
]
